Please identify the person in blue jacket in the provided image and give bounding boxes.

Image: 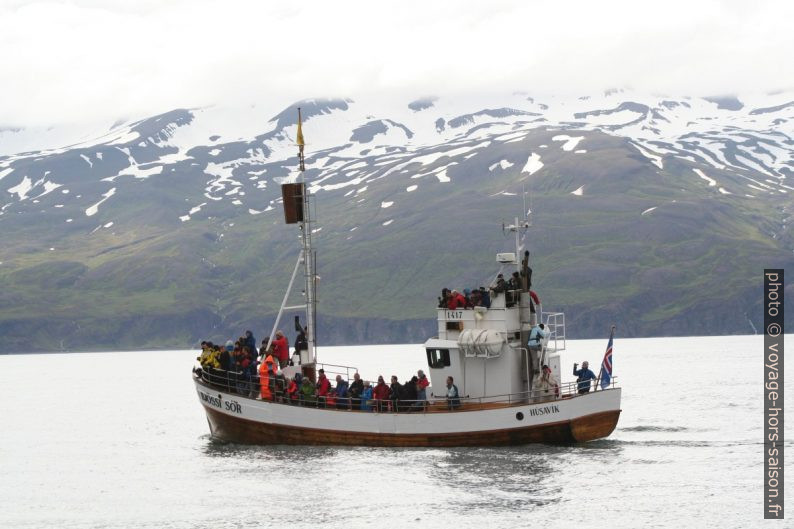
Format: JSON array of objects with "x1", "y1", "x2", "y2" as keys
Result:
[
  {"x1": 335, "y1": 375, "x2": 350, "y2": 409},
  {"x1": 527, "y1": 323, "x2": 547, "y2": 351},
  {"x1": 360, "y1": 381, "x2": 374, "y2": 411},
  {"x1": 573, "y1": 361, "x2": 597, "y2": 394}
]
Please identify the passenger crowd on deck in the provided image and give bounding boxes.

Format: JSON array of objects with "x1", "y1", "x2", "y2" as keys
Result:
[
  {"x1": 194, "y1": 265, "x2": 573, "y2": 413},
  {"x1": 196, "y1": 328, "x2": 440, "y2": 412}
]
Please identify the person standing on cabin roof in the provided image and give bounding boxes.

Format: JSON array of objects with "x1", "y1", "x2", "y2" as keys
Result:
[
  {"x1": 573, "y1": 361, "x2": 597, "y2": 394},
  {"x1": 491, "y1": 274, "x2": 508, "y2": 305},
  {"x1": 527, "y1": 323, "x2": 547, "y2": 352},
  {"x1": 272, "y1": 331, "x2": 289, "y2": 368},
  {"x1": 438, "y1": 288, "x2": 450, "y2": 308},
  {"x1": 469, "y1": 289, "x2": 481, "y2": 307},
  {"x1": 447, "y1": 290, "x2": 466, "y2": 310},
  {"x1": 446, "y1": 376, "x2": 460, "y2": 410},
  {"x1": 506, "y1": 271, "x2": 522, "y2": 307},
  {"x1": 479, "y1": 287, "x2": 491, "y2": 308},
  {"x1": 508, "y1": 271, "x2": 521, "y2": 290}
]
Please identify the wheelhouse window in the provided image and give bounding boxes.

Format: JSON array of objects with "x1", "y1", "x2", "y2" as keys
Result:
[{"x1": 426, "y1": 348, "x2": 451, "y2": 368}]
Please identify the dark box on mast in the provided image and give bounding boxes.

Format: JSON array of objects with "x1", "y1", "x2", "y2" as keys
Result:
[{"x1": 281, "y1": 183, "x2": 305, "y2": 224}]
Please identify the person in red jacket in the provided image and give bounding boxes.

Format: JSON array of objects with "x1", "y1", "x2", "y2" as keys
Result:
[
  {"x1": 271, "y1": 330, "x2": 289, "y2": 368},
  {"x1": 316, "y1": 369, "x2": 331, "y2": 408},
  {"x1": 286, "y1": 375, "x2": 300, "y2": 404},
  {"x1": 372, "y1": 375, "x2": 390, "y2": 412},
  {"x1": 447, "y1": 290, "x2": 467, "y2": 309}
]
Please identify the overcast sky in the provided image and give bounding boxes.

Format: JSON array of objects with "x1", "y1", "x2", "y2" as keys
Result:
[{"x1": 1, "y1": 0, "x2": 793, "y2": 126}]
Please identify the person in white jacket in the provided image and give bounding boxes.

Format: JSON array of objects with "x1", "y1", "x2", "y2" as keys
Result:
[{"x1": 536, "y1": 364, "x2": 559, "y2": 401}]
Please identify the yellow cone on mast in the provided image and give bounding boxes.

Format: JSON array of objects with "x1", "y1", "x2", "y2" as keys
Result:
[{"x1": 297, "y1": 107, "x2": 305, "y2": 172}]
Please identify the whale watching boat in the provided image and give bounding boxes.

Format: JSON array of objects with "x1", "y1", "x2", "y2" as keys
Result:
[{"x1": 192, "y1": 110, "x2": 621, "y2": 446}]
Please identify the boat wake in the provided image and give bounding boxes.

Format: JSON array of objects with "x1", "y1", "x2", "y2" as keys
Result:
[{"x1": 620, "y1": 425, "x2": 693, "y2": 432}]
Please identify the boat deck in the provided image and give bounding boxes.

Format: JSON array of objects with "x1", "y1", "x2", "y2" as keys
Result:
[{"x1": 194, "y1": 368, "x2": 607, "y2": 414}]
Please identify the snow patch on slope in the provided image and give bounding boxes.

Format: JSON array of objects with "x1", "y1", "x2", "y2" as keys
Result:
[
  {"x1": 521, "y1": 153, "x2": 543, "y2": 175},
  {"x1": 7, "y1": 176, "x2": 33, "y2": 200},
  {"x1": 552, "y1": 135, "x2": 584, "y2": 151},
  {"x1": 693, "y1": 168, "x2": 716, "y2": 187},
  {"x1": 489, "y1": 160, "x2": 514, "y2": 171},
  {"x1": 85, "y1": 187, "x2": 116, "y2": 216}
]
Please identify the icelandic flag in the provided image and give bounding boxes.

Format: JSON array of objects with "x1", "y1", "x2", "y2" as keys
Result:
[{"x1": 599, "y1": 327, "x2": 614, "y2": 390}]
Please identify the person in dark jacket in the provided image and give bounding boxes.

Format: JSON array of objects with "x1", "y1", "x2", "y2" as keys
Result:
[
  {"x1": 403, "y1": 376, "x2": 418, "y2": 411},
  {"x1": 438, "y1": 288, "x2": 450, "y2": 308},
  {"x1": 389, "y1": 375, "x2": 403, "y2": 412},
  {"x1": 506, "y1": 271, "x2": 522, "y2": 306},
  {"x1": 244, "y1": 330, "x2": 256, "y2": 354},
  {"x1": 348, "y1": 372, "x2": 364, "y2": 409},
  {"x1": 220, "y1": 341, "x2": 234, "y2": 371},
  {"x1": 446, "y1": 376, "x2": 460, "y2": 410},
  {"x1": 508, "y1": 271, "x2": 522, "y2": 291},
  {"x1": 294, "y1": 316, "x2": 307, "y2": 363},
  {"x1": 492, "y1": 274, "x2": 507, "y2": 293},
  {"x1": 469, "y1": 289, "x2": 481, "y2": 307},
  {"x1": 294, "y1": 331, "x2": 307, "y2": 361},
  {"x1": 479, "y1": 287, "x2": 491, "y2": 308},
  {"x1": 573, "y1": 361, "x2": 597, "y2": 393}
]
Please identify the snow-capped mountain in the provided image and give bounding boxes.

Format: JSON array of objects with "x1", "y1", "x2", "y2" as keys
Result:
[{"x1": 0, "y1": 91, "x2": 792, "y2": 352}]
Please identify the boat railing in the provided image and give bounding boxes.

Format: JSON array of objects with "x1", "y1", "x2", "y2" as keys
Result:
[
  {"x1": 194, "y1": 366, "x2": 617, "y2": 412},
  {"x1": 315, "y1": 362, "x2": 360, "y2": 381},
  {"x1": 542, "y1": 311, "x2": 566, "y2": 351}
]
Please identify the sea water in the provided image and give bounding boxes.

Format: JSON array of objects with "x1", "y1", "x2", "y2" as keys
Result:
[{"x1": 0, "y1": 335, "x2": 790, "y2": 528}]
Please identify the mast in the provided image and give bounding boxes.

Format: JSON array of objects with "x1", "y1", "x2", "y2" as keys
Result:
[
  {"x1": 296, "y1": 108, "x2": 317, "y2": 364},
  {"x1": 267, "y1": 108, "x2": 318, "y2": 368}
]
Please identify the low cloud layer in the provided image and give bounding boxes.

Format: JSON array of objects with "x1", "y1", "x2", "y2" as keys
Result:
[{"x1": 1, "y1": 0, "x2": 793, "y2": 126}]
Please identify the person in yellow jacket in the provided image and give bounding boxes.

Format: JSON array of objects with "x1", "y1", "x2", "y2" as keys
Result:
[
  {"x1": 198, "y1": 342, "x2": 221, "y2": 369},
  {"x1": 198, "y1": 342, "x2": 210, "y2": 365},
  {"x1": 207, "y1": 347, "x2": 221, "y2": 369}
]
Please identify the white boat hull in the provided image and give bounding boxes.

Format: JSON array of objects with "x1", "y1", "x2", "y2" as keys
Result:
[{"x1": 194, "y1": 377, "x2": 621, "y2": 446}]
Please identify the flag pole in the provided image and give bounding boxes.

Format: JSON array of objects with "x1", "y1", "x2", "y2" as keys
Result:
[{"x1": 595, "y1": 324, "x2": 616, "y2": 391}]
